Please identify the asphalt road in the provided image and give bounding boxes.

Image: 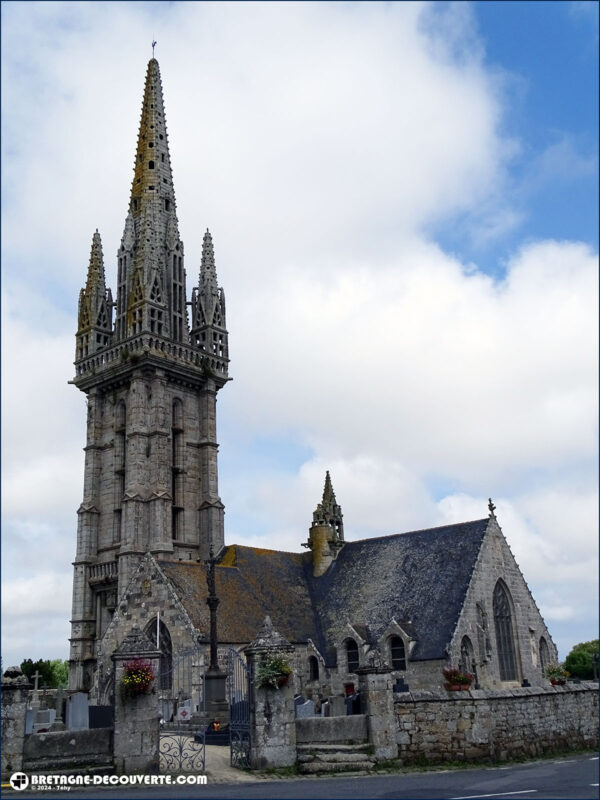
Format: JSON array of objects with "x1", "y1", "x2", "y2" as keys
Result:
[{"x1": 7, "y1": 754, "x2": 599, "y2": 800}]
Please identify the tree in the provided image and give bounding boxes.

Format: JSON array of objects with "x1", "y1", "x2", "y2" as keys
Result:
[
  {"x1": 20, "y1": 658, "x2": 69, "y2": 688},
  {"x1": 564, "y1": 639, "x2": 599, "y2": 680}
]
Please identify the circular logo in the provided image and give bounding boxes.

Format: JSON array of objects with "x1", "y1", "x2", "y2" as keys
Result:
[{"x1": 10, "y1": 773, "x2": 29, "y2": 791}]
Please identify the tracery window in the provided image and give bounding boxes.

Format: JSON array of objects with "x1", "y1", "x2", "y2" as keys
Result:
[
  {"x1": 145, "y1": 618, "x2": 172, "y2": 690},
  {"x1": 493, "y1": 581, "x2": 519, "y2": 681},
  {"x1": 389, "y1": 636, "x2": 406, "y2": 670}
]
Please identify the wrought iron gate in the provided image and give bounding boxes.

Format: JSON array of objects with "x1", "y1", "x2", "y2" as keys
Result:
[
  {"x1": 158, "y1": 647, "x2": 206, "y2": 773},
  {"x1": 227, "y1": 648, "x2": 252, "y2": 768}
]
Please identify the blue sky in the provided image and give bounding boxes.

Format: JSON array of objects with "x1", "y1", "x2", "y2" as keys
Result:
[
  {"x1": 432, "y1": 1, "x2": 598, "y2": 273},
  {"x1": 1, "y1": 1, "x2": 598, "y2": 668}
]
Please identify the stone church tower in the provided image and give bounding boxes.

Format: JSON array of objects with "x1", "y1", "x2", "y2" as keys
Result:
[{"x1": 69, "y1": 58, "x2": 229, "y2": 691}]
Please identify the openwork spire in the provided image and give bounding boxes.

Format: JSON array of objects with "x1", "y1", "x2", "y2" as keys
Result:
[
  {"x1": 312, "y1": 471, "x2": 344, "y2": 541},
  {"x1": 112, "y1": 58, "x2": 188, "y2": 343},
  {"x1": 129, "y1": 58, "x2": 176, "y2": 222}
]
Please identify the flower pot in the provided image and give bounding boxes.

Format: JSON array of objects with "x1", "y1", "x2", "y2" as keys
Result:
[
  {"x1": 277, "y1": 675, "x2": 289, "y2": 687},
  {"x1": 445, "y1": 683, "x2": 471, "y2": 691},
  {"x1": 550, "y1": 679, "x2": 565, "y2": 686}
]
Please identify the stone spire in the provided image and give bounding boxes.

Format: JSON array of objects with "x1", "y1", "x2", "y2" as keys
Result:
[
  {"x1": 190, "y1": 229, "x2": 229, "y2": 369},
  {"x1": 69, "y1": 57, "x2": 231, "y2": 693},
  {"x1": 76, "y1": 230, "x2": 113, "y2": 360},
  {"x1": 304, "y1": 472, "x2": 345, "y2": 577},
  {"x1": 113, "y1": 57, "x2": 187, "y2": 343}
]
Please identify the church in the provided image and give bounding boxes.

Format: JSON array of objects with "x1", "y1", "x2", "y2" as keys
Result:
[{"x1": 68, "y1": 58, "x2": 557, "y2": 705}]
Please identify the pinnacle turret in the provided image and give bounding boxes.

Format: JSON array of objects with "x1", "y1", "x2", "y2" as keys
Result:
[
  {"x1": 190, "y1": 229, "x2": 229, "y2": 367},
  {"x1": 200, "y1": 229, "x2": 219, "y2": 294},
  {"x1": 76, "y1": 230, "x2": 112, "y2": 360},
  {"x1": 304, "y1": 471, "x2": 345, "y2": 576},
  {"x1": 312, "y1": 471, "x2": 344, "y2": 541}
]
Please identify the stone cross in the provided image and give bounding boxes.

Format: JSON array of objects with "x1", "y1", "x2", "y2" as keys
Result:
[{"x1": 30, "y1": 671, "x2": 42, "y2": 710}]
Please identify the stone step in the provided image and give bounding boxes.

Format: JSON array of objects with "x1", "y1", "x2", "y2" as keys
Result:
[
  {"x1": 298, "y1": 760, "x2": 376, "y2": 774},
  {"x1": 298, "y1": 751, "x2": 371, "y2": 763},
  {"x1": 297, "y1": 743, "x2": 369, "y2": 753}
]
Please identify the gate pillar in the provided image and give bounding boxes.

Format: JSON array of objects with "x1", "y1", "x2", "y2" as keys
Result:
[
  {"x1": 357, "y1": 661, "x2": 397, "y2": 761},
  {"x1": 112, "y1": 627, "x2": 161, "y2": 773},
  {"x1": 244, "y1": 616, "x2": 297, "y2": 769}
]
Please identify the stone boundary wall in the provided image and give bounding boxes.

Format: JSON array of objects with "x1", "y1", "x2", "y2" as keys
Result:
[
  {"x1": 296, "y1": 715, "x2": 367, "y2": 744},
  {"x1": 22, "y1": 729, "x2": 113, "y2": 772},
  {"x1": 394, "y1": 683, "x2": 598, "y2": 763}
]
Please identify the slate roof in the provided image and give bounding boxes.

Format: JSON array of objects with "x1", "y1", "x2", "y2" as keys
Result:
[
  {"x1": 159, "y1": 518, "x2": 490, "y2": 662},
  {"x1": 160, "y1": 546, "x2": 318, "y2": 645}
]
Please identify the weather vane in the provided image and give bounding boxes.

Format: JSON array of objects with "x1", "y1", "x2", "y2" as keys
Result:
[{"x1": 152, "y1": 40, "x2": 157, "y2": 58}]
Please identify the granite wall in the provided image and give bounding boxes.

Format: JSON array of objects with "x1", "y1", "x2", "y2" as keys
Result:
[{"x1": 394, "y1": 683, "x2": 598, "y2": 763}]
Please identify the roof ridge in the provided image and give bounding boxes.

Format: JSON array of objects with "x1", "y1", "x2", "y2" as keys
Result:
[
  {"x1": 346, "y1": 518, "x2": 489, "y2": 545},
  {"x1": 226, "y1": 543, "x2": 307, "y2": 557}
]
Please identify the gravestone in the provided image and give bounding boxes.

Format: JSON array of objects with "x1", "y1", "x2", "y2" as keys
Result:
[
  {"x1": 330, "y1": 696, "x2": 346, "y2": 716},
  {"x1": 24, "y1": 709, "x2": 35, "y2": 735},
  {"x1": 321, "y1": 700, "x2": 330, "y2": 717},
  {"x1": 49, "y1": 689, "x2": 66, "y2": 731},
  {"x1": 296, "y1": 699, "x2": 315, "y2": 718},
  {"x1": 89, "y1": 705, "x2": 114, "y2": 729},
  {"x1": 32, "y1": 708, "x2": 55, "y2": 733},
  {"x1": 293, "y1": 695, "x2": 305, "y2": 715},
  {"x1": 159, "y1": 700, "x2": 172, "y2": 723},
  {"x1": 66, "y1": 692, "x2": 89, "y2": 730}
]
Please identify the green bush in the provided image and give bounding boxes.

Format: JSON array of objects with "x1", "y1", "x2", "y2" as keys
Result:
[{"x1": 564, "y1": 640, "x2": 599, "y2": 680}]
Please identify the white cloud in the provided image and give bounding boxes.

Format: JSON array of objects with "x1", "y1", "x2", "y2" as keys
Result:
[{"x1": 1, "y1": 1, "x2": 597, "y2": 667}]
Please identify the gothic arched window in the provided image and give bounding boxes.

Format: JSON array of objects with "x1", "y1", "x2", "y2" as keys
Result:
[
  {"x1": 345, "y1": 639, "x2": 359, "y2": 673},
  {"x1": 539, "y1": 637, "x2": 550, "y2": 673},
  {"x1": 145, "y1": 618, "x2": 172, "y2": 690},
  {"x1": 389, "y1": 636, "x2": 406, "y2": 670},
  {"x1": 493, "y1": 581, "x2": 519, "y2": 681},
  {"x1": 308, "y1": 656, "x2": 319, "y2": 682}
]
